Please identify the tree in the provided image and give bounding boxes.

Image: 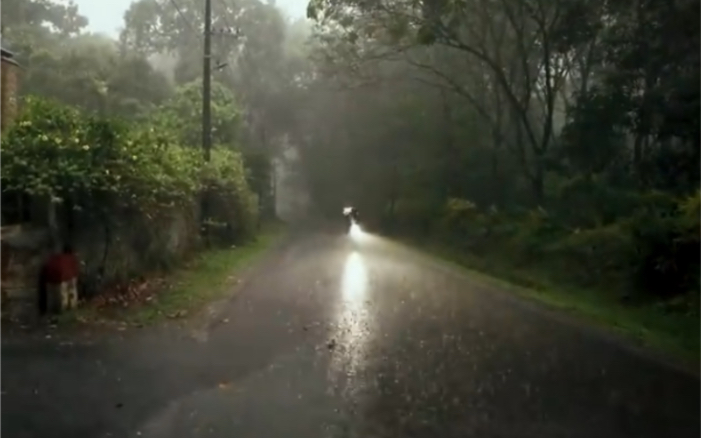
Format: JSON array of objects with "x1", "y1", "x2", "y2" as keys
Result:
[
  {"x1": 2, "y1": 1, "x2": 173, "y2": 119},
  {"x1": 154, "y1": 80, "x2": 241, "y2": 148},
  {"x1": 1, "y1": 0, "x2": 88, "y2": 52},
  {"x1": 22, "y1": 34, "x2": 173, "y2": 117}
]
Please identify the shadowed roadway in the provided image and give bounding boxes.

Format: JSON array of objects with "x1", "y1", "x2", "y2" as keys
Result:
[{"x1": 2, "y1": 227, "x2": 699, "y2": 437}]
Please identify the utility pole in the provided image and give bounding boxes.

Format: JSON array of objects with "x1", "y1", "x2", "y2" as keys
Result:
[
  {"x1": 200, "y1": 1, "x2": 241, "y2": 241},
  {"x1": 202, "y1": 0, "x2": 212, "y2": 162},
  {"x1": 271, "y1": 155, "x2": 277, "y2": 219},
  {"x1": 200, "y1": 0, "x2": 213, "y2": 243}
]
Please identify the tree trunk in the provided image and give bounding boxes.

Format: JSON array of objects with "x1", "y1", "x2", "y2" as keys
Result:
[
  {"x1": 531, "y1": 160, "x2": 545, "y2": 206},
  {"x1": 490, "y1": 130, "x2": 503, "y2": 206},
  {"x1": 440, "y1": 89, "x2": 458, "y2": 198}
]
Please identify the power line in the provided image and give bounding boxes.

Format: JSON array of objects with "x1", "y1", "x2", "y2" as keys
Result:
[
  {"x1": 149, "y1": 0, "x2": 201, "y2": 44},
  {"x1": 211, "y1": 0, "x2": 245, "y2": 75},
  {"x1": 167, "y1": 0, "x2": 198, "y2": 35},
  {"x1": 158, "y1": 0, "x2": 231, "y2": 71},
  {"x1": 213, "y1": 0, "x2": 238, "y2": 33}
]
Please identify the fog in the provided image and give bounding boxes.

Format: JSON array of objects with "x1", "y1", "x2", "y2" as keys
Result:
[
  {"x1": 3, "y1": 0, "x2": 699, "y2": 301},
  {"x1": 2, "y1": 3, "x2": 699, "y2": 436}
]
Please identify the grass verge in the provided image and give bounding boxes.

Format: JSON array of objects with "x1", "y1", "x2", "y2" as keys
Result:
[
  {"x1": 62, "y1": 223, "x2": 284, "y2": 327},
  {"x1": 404, "y1": 239, "x2": 700, "y2": 371}
]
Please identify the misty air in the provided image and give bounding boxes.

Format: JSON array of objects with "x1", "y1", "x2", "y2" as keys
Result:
[{"x1": 1, "y1": 0, "x2": 699, "y2": 436}]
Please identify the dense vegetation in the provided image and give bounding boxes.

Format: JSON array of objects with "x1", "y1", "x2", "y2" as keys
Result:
[
  {"x1": 1, "y1": 0, "x2": 698, "y2": 329},
  {"x1": 294, "y1": 0, "x2": 699, "y2": 313},
  {"x1": 0, "y1": 0, "x2": 306, "y2": 295}
]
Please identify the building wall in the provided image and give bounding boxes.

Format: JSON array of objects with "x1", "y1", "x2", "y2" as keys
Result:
[{"x1": 1, "y1": 58, "x2": 19, "y2": 133}]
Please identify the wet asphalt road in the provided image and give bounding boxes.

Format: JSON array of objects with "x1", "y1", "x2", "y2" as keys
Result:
[{"x1": 2, "y1": 228, "x2": 699, "y2": 438}]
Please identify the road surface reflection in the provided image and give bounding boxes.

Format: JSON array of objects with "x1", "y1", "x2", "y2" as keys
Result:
[
  {"x1": 341, "y1": 251, "x2": 367, "y2": 307},
  {"x1": 328, "y1": 251, "x2": 373, "y2": 397}
]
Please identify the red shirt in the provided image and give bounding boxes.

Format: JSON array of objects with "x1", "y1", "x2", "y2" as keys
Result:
[{"x1": 43, "y1": 253, "x2": 79, "y2": 284}]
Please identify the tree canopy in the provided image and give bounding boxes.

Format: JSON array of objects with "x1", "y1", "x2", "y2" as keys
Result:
[{"x1": 292, "y1": 0, "x2": 699, "y2": 303}]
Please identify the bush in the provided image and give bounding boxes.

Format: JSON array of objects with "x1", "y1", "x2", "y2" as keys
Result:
[
  {"x1": 438, "y1": 198, "x2": 488, "y2": 249},
  {"x1": 627, "y1": 192, "x2": 700, "y2": 299},
  {"x1": 543, "y1": 224, "x2": 634, "y2": 290},
  {"x1": 433, "y1": 191, "x2": 699, "y2": 306},
  {"x1": 206, "y1": 147, "x2": 259, "y2": 243},
  {"x1": 1, "y1": 97, "x2": 202, "y2": 214},
  {"x1": 388, "y1": 195, "x2": 438, "y2": 236},
  {"x1": 548, "y1": 175, "x2": 657, "y2": 227},
  {"x1": 1, "y1": 96, "x2": 259, "y2": 292},
  {"x1": 504, "y1": 207, "x2": 565, "y2": 262}
]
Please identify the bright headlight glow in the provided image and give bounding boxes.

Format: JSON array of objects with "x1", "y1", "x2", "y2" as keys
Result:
[
  {"x1": 343, "y1": 207, "x2": 353, "y2": 215},
  {"x1": 349, "y1": 222, "x2": 363, "y2": 239}
]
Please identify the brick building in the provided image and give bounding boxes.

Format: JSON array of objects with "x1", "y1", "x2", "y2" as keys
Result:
[{"x1": 1, "y1": 46, "x2": 20, "y2": 133}]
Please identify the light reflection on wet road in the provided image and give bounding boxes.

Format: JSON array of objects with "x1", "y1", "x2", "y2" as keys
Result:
[
  {"x1": 329, "y1": 250, "x2": 372, "y2": 399},
  {"x1": 2, "y1": 228, "x2": 699, "y2": 438},
  {"x1": 341, "y1": 251, "x2": 368, "y2": 307}
]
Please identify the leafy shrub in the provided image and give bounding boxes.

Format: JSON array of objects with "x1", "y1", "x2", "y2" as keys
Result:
[
  {"x1": 435, "y1": 191, "x2": 699, "y2": 306},
  {"x1": 505, "y1": 207, "x2": 565, "y2": 261},
  {"x1": 389, "y1": 195, "x2": 437, "y2": 236},
  {"x1": 550, "y1": 175, "x2": 644, "y2": 227},
  {"x1": 677, "y1": 190, "x2": 700, "y2": 236},
  {"x1": 206, "y1": 147, "x2": 259, "y2": 243},
  {"x1": 1, "y1": 96, "x2": 260, "y2": 291},
  {"x1": 627, "y1": 192, "x2": 700, "y2": 299},
  {"x1": 439, "y1": 198, "x2": 486, "y2": 248},
  {"x1": 1, "y1": 97, "x2": 202, "y2": 214},
  {"x1": 155, "y1": 81, "x2": 241, "y2": 147},
  {"x1": 543, "y1": 224, "x2": 635, "y2": 289}
]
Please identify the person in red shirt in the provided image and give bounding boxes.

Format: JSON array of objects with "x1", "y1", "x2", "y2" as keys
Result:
[{"x1": 39, "y1": 243, "x2": 79, "y2": 314}]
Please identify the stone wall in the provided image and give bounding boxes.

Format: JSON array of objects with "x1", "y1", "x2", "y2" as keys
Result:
[
  {"x1": 1, "y1": 203, "x2": 202, "y2": 321},
  {"x1": 1, "y1": 226, "x2": 51, "y2": 322},
  {"x1": 72, "y1": 204, "x2": 202, "y2": 298}
]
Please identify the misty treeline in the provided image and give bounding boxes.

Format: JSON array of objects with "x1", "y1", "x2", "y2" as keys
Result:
[
  {"x1": 0, "y1": 0, "x2": 308, "y2": 292},
  {"x1": 1, "y1": 0, "x2": 311, "y2": 216},
  {"x1": 2, "y1": 0, "x2": 698, "y2": 308},
  {"x1": 296, "y1": 0, "x2": 699, "y2": 307}
]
